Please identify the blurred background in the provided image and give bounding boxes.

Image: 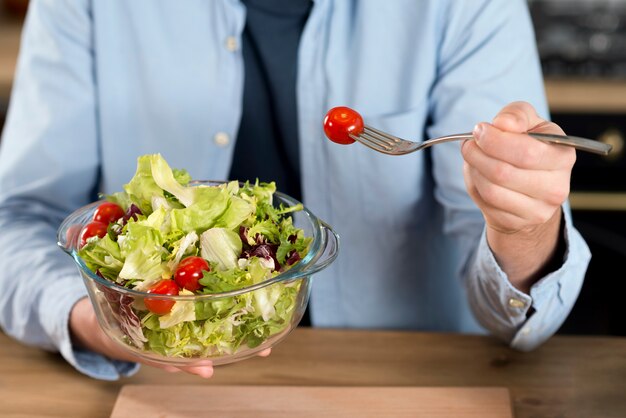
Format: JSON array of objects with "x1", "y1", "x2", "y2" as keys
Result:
[{"x1": 0, "y1": 0, "x2": 624, "y2": 336}]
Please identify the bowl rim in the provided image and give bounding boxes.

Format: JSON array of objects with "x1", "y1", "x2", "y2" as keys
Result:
[{"x1": 59, "y1": 180, "x2": 334, "y2": 301}]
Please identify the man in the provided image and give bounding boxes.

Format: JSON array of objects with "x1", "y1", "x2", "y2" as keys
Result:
[{"x1": 0, "y1": 0, "x2": 589, "y2": 380}]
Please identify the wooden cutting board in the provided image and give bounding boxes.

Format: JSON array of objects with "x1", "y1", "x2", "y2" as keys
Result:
[{"x1": 110, "y1": 385, "x2": 513, "y2": 418}]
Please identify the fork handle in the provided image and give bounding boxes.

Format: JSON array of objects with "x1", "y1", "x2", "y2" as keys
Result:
[
  {"x1": 455, "y1": 132, "x2": 612, "y2": 155},
  {"x1": 527, "y1": 133, "x2": 612, "y2": 155}
]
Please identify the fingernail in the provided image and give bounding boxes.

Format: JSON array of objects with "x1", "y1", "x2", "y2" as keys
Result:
[{"x1": 473, "y1": 123, "x2": 484, "y2": 140}]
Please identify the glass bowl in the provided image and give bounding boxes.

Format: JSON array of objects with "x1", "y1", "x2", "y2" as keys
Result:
[{"x1": 56, "y1": 181, "x2": 339, "y2": 366}]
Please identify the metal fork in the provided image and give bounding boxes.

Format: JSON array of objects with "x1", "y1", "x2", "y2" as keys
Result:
[{"x1": 350, "y1": 125, "x2": 613, "y2": 156}]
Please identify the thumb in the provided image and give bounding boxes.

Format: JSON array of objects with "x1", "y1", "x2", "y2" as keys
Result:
[{"x1": 492, "y1": 101, "x2": 546, "y2": 134}]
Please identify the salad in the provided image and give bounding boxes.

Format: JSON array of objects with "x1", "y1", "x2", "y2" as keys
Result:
[{"x1": 77, "y1": 154, "x2": 312, "y2": 358}]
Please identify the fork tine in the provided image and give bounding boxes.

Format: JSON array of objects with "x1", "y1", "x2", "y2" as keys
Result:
[
  {"x1": 364, "y1": 125, "x2": 402, "y2": 144},
  {"x1": 350, "y1": 133, "x2": 392, "y2": 153},
  {"x1": 359, "y1": 131, "x2": 395, "y2": 149},
  {"x1": 359, "y1": 129, "x2": 395, "y2": 149}
]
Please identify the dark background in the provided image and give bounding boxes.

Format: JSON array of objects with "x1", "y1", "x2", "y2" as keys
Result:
[{"x1": 529, "y1": 0, "x2": 626, "y2": 336}]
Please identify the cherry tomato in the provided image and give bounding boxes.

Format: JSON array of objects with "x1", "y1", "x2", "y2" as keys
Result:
[
  {"x1": 79, "y1": 222, "x2": 108, "y2": 247},
  {"x1": 323, "y1": 106, "x2": 363, "y2": 145},
  {"x1": 144, "y1": 279, "x2": 179, "y2": 314},
  {"x1": 93, "y1": 202, "x2": 125, "y2": 225},
  {"x1": 174, "y1": 256, "x2": 210, "y2": 292}
]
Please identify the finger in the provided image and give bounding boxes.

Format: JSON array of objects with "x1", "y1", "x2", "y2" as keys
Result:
[
  {"x1": 177, "y1": 360, "x2": 214, "y2": 378},
  {"x1": 465, "y1": 187, "x2": 529, "y2": 234},
  {"x1": 160, "y1": 366, "x2": 182, "y2": 373},
  {"x1": 175, "y1": 365, "x2": 214, "y2": 378},
  {"x1": 491, "y1": 101, "x2": 554, "y2": 133},
  {"x1": 465, "y1": 163, "x2": 558, "y2": 226},
  {"x1": 462, "y1": 139, "x2": 571, "y2": 207},
  {"x1": 527, "y1": 119, "x2": 566, "y2": 136},
  {"x1": 181, "y1": 366, "x2": 214, "y2": 379},
  {"x1": 472, "y1": 122, "x2": 576, "y2": 171},
  {"x1": 126, "y1": 355, "x2": 182, "y2": 373},
  {"x1": 257, "y1": 348, "x2": 272, "y2": 357},
  {"x1": 463, "y1": 163, "x2": 529, "y2": 233}
]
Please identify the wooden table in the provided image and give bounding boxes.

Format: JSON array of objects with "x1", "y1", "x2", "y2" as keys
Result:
[{"x1": 1, "y1": 328, "x2": 625, "y2": 418}]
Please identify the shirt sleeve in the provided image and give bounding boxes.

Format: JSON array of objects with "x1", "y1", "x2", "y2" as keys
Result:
[
  {"x1": 468, "y1": 204, "x2": 590, "y2": 350},
  {"x1": 426, "y1": 0, "x2": 590, "y2": 349},
  {"x1": 0, "y1": 0, "x2": 138, "y2": 379}
]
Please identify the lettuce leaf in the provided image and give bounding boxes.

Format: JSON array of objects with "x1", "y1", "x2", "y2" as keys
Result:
[
  {"x1": 159, "y1": 289, "x2": 197, "y2": 329},
  {"x1": 200, "y1": 228, "x2": 242, "y2": 271},
  {"x1": 118, "y1": 222, "x2": 166, "y2": 289},
  {"x1": 122, "y1": 155, "x2": 166, "y2": 214},
  {"x1": 78, "y1": 234, "x2": 124, "y2": 282}
]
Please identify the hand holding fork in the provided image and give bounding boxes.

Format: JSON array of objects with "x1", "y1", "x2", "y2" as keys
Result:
[
  {"x1": 323, "y1": 106, "x2": 611, "y2": 156},
  {"x1": 323, "y1": 101, "x2": 595, "y2": 292}
]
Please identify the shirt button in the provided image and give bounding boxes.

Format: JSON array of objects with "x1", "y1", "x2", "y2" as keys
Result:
[
  {"x1": 214, "y1": 132, "x2": 230, "y2": 147},
  {"x1": 508, "y1": 298, "x2": 526, "y2": 309},
  {"x1": 225, "y1": 36, "x2": 239, "y2": 52}
]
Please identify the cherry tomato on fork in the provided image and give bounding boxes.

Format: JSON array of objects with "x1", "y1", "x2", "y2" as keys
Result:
[
  {"x1": 174, "y1": 256, "x2": 210, "y2": 292},
  {"x1": 79, "y1": 222, "x2": 108, "y2": 247},
  {"x1": 144, "y1": 279, "x2": 180, "y2": 314},
  {"x1": 323, "y1": 106, "x2": 364, "y2": 145},
  {"x1": 93, "y1": 202, "x2": 125, "y2": 225}
]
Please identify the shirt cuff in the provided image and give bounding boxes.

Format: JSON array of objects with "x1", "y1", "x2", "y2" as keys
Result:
[
  {"x1": 511, "y1": 208, "x2": 590, "y2": 351},
  {"x1": 467, "y1": 206, "x2": 590, "y2": 349},
  {"x1": 41, "y1": 274, "x2": 140, "y2": 380},
  {"x1": 468, "y1": 228, "x2": 532, "y2": 341}
]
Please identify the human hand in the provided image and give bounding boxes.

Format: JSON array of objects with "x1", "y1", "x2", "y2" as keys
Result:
[
  {"x1": 461, "y1": 101, "x2": 574, "y2": 291},
  {"x1": 69, "y1": 297, "x2": 270, "y2": 378}
]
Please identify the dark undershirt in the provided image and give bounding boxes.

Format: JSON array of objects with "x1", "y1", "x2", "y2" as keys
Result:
[
  {"x1": 228, "y1": 0, "x2": 312, "y2": 202},
  {"x1": 228, "y1": 0, "x2": 313, "y2": 325}
]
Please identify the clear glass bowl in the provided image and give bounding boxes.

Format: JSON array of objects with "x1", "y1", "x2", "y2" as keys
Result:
[{"x1": 57, "y1": 181, "x2": 339, "y2": 366}]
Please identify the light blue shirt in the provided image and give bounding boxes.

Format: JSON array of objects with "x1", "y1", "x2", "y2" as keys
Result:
[{"x1": 0, "y1": 0, "x2": 590, "y2": 380}]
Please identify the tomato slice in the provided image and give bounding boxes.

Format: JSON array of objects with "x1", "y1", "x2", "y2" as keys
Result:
[
  {"x1": 79, "y1": 222, "x2": 109, "y2": 247},
  {"x1": 323, "y1": 106, "x2": 363, "y2": 145},
  {"x1": 144, "y1": 279, "x2": 179, "y2": 314},
  {"x1": 174, "y1": 256, "x2": 210, "y2": 292},
  {"x1": 93, "y1": 202, "x2": 125, "y2": 225}
]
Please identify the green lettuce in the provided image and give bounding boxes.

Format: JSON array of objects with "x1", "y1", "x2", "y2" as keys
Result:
[
  {"x1": 200, "y1": 228, "x2": 242, "y2": 271},
  {"x1": 118, "y1": 222, "x2": 166, "y2": 290},
  {"x1": 122, "y1": 155, "x2": 166, "y2": 214},
  {"x1": 78, "y1": 153, "x2": 310, "y2": 359},
  {"x1": 78, "y1": 234, "x2": 124, "y2": 282},
  {"x1": 140, "y1": 281, "x2": 300, "y2": 357}
]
